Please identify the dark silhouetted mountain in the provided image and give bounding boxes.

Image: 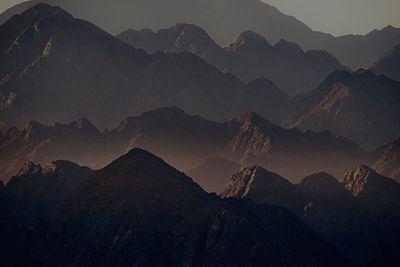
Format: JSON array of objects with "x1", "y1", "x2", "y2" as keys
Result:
[
  {"x1": 1, "y1": 1, "x2": 400, "y2": 69},
  {"x1": 290, "y1": 69, "x2": 400, "y2": 149},
  {"x1": 372, "y1": 136, "x2": 400, "y2": 181},
  {"x1": 0, "y1": 4, "x2": 291, "y2": 129},
  {"x1": 0, "y1": 107, "x2": 367, "y2": 184},
  {"x1": 221, "y1": 166, "x2": 400, "y2": 265},
  {"x1": 372, "y1": 43, "x2": 400, "y2": 81},
  {"x1": 186, "y1": 157, "x2": 241, "y2": 193},
  {"x1": 0, "y1": 148, "x2": 350, "y2": 267},
  {"x1": 118, "y1": 24, "x2": 347, "y2": 95}
]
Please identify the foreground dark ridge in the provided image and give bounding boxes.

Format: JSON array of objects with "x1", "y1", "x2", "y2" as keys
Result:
[
  {"x1": 0, "y1": 148, "x2": 351, "y2": 266},
  {"x1": 0, "y1": 107, "x2": 370, "y2": 184},
  {"x1": 221, "y1": 165, "x2": 400, "y2": 265},
  {"x1": 1, "y1": 0, "x2": 400, "y2": 69}
]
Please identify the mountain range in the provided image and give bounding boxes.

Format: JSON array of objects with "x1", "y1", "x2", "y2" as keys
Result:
[
  {"x1": 0, "y1": 148, "x2": 351, "y2": 266},
  {"x1": 0, "y1": 4, "x2": 290, "y2": 129},
  {"x1": 222, "y1": 165, "x2": 400, "y2": 265},
  {"x1": 1, "y1": 0, "x2": 400, "y2": 69},
  {"x1": 0, "y1": 107, "x2": 368, "y2": 184},
  {"x1": 117, "y1": 23, "x2": 347, "y2": 95},
  {"x1": 1, "y1": 4, "x2": 399, "y2": 152}
]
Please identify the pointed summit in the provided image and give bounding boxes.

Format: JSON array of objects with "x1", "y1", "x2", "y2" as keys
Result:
[
  {"x1": 226, "y1": 31, "x2": 270, "y2": 51},
  {"x1": 221, "y1": 166, "x2": 294, "y2": 204},
  {"x1": 343, "y1": 165, "x2": 400, "y2": 201}
]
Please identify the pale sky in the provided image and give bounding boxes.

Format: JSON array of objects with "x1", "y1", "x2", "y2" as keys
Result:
[
  {"x1": 1, "y1": 0, "x2": 400, "y2": 36},
  {"x1": 264, "y1": 0, "x2": 400, "y2": 36}
]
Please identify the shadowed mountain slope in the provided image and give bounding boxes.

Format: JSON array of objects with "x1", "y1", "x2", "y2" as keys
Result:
[
  {"x1": 290, "y1": 69, "x2": 400, "y2": 149},
  {"x1": 372, "y1": 43, "x2": 400, "y2": 81}
]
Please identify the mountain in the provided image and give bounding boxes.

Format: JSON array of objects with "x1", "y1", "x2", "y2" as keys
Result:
[
  {"x1": 0, "y1": 148, "x2": 350, "y2": 266},
  {"x1": 118, "y1": 24, "x2": 347, "y2": 95},
  {"x1": 372, "y1": 43, "x2": 400, "y2": 81},
  {"x1": 290, "y1": 69, "x2": 400, "y2": 149},
  {"x1": 186, "y1": 157, "x2": 241, "y2": 193},
  {"x1": 0, "y1": 4, "x2": 291, "y2": 129},
  {"x1": 221, "y1": 166, "x2": 400, "y2": 265},
  {"x1": 2, "y1": 1, "x2": 400, "y2": 70},
  {"x1": 0, "y1": 117, "x2": 109, "y2": 181},
  {"x1": 221, "y1": 166, "x2": 296, "y2": 206},
  {"x1": 372, "y1": 136, "x2": 400, "y2": 181},
  {"x1": 0, "y1": 107, "x2": 367, "y2": 183},
  {"x1": 343, "y1": 165, "x2": 400, "y2": 206}
]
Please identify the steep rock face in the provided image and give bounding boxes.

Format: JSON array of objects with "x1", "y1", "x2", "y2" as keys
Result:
[
  {"x1": 372, "y1": 43, "x2": 400, "y2": 81},
  {"x1": 1, "y1": 0, "x2": 400, "y2": 69},
  {"x1": 0, "y1": 149, "x2": 350, "y2": 267},
  {"x1": 372, "y1": 136, "x2": 400, "y2": 181},
  {"x1": 291, "y1": 69, "x2": 400, "y2": 149},
  {"x1": 0, "y1": 107, "x2": 367, "y2": 183},
  {"x1": 221, "y1": 166, "x2": 400, "y2": 265},
  {"x1": 0, "y1": 4, "x2": 284, "y2": 129},
  {"x1": 186, "y1": 157, "x2": 241, "y2": 193},
  {"x1": 343, "y1": 165, "x2": 400, "y2": 207},
  {"x1": 221, "y1": 166, "x2": 296, "y2": 206},
  {"x1": 118, "y1": 24, "x2": 347, "y2": 95}
]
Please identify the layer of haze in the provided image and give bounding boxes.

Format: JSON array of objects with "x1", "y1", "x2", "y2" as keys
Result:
[
  {"x1": 1, "y1": 0, "x2": 400, "y2": 36},
  {"x1": 264, "y1": 0, "x2": 400, "y2": 36}
]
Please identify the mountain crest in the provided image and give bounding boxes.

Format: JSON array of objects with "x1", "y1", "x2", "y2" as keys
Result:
[
  {"x1": 226, "y1": 30, "x2": 270, "y2": 51},
  {"x1": 221, "y1": 166, "x2": 293, "y2": 200},
  {"x1": 343, "y1": 165, "x2": 398, "y2": 197},
  {"x1": 16, "y1": 162, "x2": 42, "y2": 177}
]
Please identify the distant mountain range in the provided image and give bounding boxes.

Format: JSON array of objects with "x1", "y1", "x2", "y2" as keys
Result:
[
  {"x1": 0, "y1": 107, "x2": 368, "y2": 184},
  {"x1": 0, "y1": 4, "x2": 291, "y2": 128},
  {"x1": 117, "y1": 23, "x2": 347, "y2": 95},
  {"x1": 0, "y1": 148, "x2": 351, "y2": 266},
  {"x1": 222, "y1": 165, "x2": 400, "y2": 265},
  {"x1": 1, "y1": 5, "x2": 399, "y2": 151},
  {"x1": 372, "y1": 42, "x2": 400, "y2": 81},
  {"x1": 289, "y1": 69, "x2": 400, "y2": 149},
  {"x1": 1, "y1": 0, "x2": 400, "y2": 69}
]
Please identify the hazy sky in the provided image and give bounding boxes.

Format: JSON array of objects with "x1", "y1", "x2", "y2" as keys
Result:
[
  {"x1": 1, "y1": 0, "x2": 400, "y2": 36},
  {"x1": 264, "y1": 0, "x2": 400, "y2": 35}
]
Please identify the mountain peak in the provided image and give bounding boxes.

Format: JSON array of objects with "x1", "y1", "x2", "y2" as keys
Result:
[
  {"x1": 101, "y1": 147, "x2": 182, "y2": 177},
  {"x1": 20, "y1": 3, "x2": 72, "y2": 21},
  {"x1": 343, "y1": 164, "x2": 399, "y2": 198},
  {"x1": 227, "y1": 30, "x2": 270, "y2": 51},
  {"x1": 299, "y1": 172, "x2": 348, "y2": 197},
  {"x1": 275, "y1": 39, "x2": 303, "y2": 53},
  {"x1": 69, "y1": 117, "x2": 100, "y2": 133},
  {"x1": 221, "y1": 166, "x2": 294, "y2": 201}
]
